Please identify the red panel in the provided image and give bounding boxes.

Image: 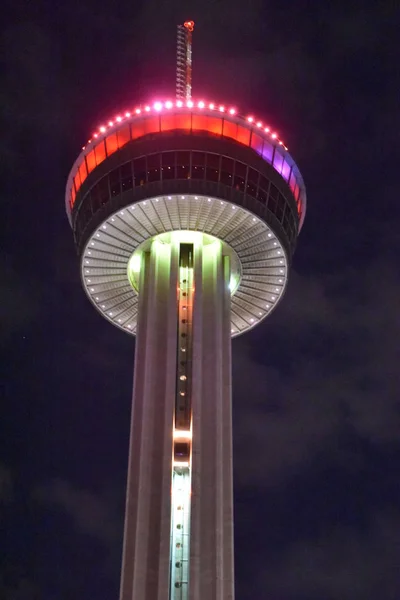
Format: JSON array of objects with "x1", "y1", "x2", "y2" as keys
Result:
[
  {"x1": 86, "y1": 149, "x2": 96, "y2": 174},
  {"x1": 289, "y1": 170, "x2": 296, "y2": 193},
  {"x1": 74, "y1": 171, "x2": 81, "y2": 191},
  {"x1": 131, "y1": 120, "x2": 146, "y2": 140},
  {"x1": 117, "y1": 125, "x2": 131, "y2": 148},
  {"x1": 222, "y1": 120, "x2": 238, "y2": 140},
  {"x1": 294, "y1": 183, "x2": 300, "y2": 201},
  {"x1": 174, "y1": 114, "x2": 192, "y2": 130},
  {"x1": 160, "y1": 114, "x2": 177, "y2": 132},
  {"x1": 207, "y1": 116, "x2": 223, "y2": 135},
  {"x1": 71, "y1": 187, "x2": 76, "y2": 207},
  {"x1": 143, "y1": 116, "x2": 160, "y2": 134},
  {"x1": 250, "y1": 133, "x2": 264, "y2": 155},
  {"x1": 105, "y1": 132, "x2": 118, "y2": 156},
  {"x1": 94, "y1": 140, "x2": 106, "y2": 165},
  {"x1": 236, "y1": 125, "x2": 251, "y2": 146},
  {"x1": 79, "y1": 161, "x2": 88, "y2": 185},
  {"x1": 191, "y1": 114, "x2": 209, "y2": 131}
]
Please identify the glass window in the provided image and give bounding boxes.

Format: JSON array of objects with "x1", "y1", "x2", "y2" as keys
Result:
[
  {"x1": 147, "y1": 153, "x2": 161, "y2": 182},
  {"x1": 276, "y1": 193, "x2": 285, "y2": 221},
  {"x1": 246, "y1": 168, "x2": 259, "y2": 198},
  {"x1": 234, "y1": 161, "x2": 246, "y2": 178},
  {"x1": 221, "y1": 157, "x2": 233, "y2": 172},
  {"x1": 105, "y1": 133, "x2": 118, "y2": 157},
  {"x1": 269, "y1": 183, "x2": 279, "y2": 200},
  {"x1": 162, "y1": 152, "x2": 175, "y2": 179},
  {"x1": 109, "y1": 168, "x2": 121, "y2": 197},
  {"x1": 257, "y1": 188, "x2": 267, "y2": 205},
  {"x1": 98, "y1": 178, "x2": 109, "y2": 205},
  {"x1": 133, "y1": 157, "x2": 146, "y2": 186},
  {"x1": 220, "y1": 156, "x2": 233, "y2": 186},
  {"x1": 83, "y1": 202, "x2": 92, "y2": 227},
  {"x1": 117, "y1": 125, "x2": 131, "y2": 148},
  {"x1": 90, "y1": 185, "x2": 101, "y2": 213},
  {"x1": 233, "y1": 161, "x2": 246, "y2": 192},
  {"x1": 192, "y1": 151, "x2": 205, "y2": 166},
  {"x1": 206, "y1": 153, "x2": 220, "y2": 182},
  {"x1": 121, "y1": 162, "x2": 133, "y2": 192},
  {"x1": 259, "y1": 176, "x2": 270, "y2": 194},
  {"x1": 176, "y1": 151, "x2": 190, "y2": 179},
  {"x1": 247, "y1": 168, "x2": 259, "y2": 184},
  {"x1": 94, "y1": 140, "x2": 106, "y2": 166},
  {"x1": 192, "y1": 152, "x2": 205, "y2": 178}
]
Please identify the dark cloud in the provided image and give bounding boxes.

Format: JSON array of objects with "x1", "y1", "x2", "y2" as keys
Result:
[
  {"x1": 254, "y1": 510, "x2": 400, "y2": 600},
  {"x1": 233, "y1": 247, "x2": 400, "y2": 488},
  {"x1": 34, "y1": 479, "x2": 121, "y2": 546},
  {"x1": 0, "y1": 464, "x2": 13, "y2": 504}
]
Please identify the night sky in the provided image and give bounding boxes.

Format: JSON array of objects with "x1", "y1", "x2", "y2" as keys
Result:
[{"x1": 2, "y1": 1, "x2": 400, "y2": 598}]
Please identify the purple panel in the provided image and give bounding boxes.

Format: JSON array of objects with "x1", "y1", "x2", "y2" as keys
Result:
[
  {"x1": 261, "y1": 139, "x2": 273, "y2": 163},
  {"x1": 281, "y1": 160, "x2": 291, "y2": 182},
  {"x1": 273, "y1": 150, "x2": 284, "y2": 173}
]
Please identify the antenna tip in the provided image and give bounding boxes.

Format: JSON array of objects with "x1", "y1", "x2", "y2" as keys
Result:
[{"x1": 184, "y1": 21, "x2": 195, "y2": 31}]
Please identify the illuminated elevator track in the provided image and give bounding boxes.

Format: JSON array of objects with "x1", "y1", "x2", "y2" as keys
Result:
[{"x1": 170, "y1": 244, "x2": 194, "y2": 600}]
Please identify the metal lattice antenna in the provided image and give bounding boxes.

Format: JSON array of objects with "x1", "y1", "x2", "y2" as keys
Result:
[{"x1": 176, "y1": 21, "x2": 194, "y2": 101}]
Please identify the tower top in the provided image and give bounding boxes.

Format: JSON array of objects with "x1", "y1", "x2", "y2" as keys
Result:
[{"x1": 176, "y1": 21, "x2": 195, "y2": 101}]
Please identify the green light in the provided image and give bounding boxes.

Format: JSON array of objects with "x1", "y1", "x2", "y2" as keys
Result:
[
  {"x1": 229, "y1": 274, "x2": 239, "y2": 294},
  {"x1": 127, "y1": 252, "x2": 142, "y2": 290},
  {"x1": 130, "y1": 254, "x2": 141, "y2": 273}
]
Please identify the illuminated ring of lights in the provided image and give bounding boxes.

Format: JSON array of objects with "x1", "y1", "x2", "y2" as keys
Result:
[
  {"x1": 81, "y1": 195, "x2": 288, "y2": 337},
  {"x1": 86, "y1": 100, "x2": 285, "y2": 149}
]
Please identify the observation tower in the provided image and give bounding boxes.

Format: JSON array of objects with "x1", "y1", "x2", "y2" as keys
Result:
[{"x1": 65, "y1": 21, "x2": 306, "y2": 600}]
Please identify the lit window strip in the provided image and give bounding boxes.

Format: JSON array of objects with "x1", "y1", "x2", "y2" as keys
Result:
[{"x1": 170, "y1": 247, "x2": 194, "y2": 598}]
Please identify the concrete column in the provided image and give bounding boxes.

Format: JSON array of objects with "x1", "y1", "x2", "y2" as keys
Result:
[
  {"x1": 190, "y1": 240, "x2": 234, "y2": 600},
  {"x1": 120, "y1": 239, "x2": 179, "y2": 600}
]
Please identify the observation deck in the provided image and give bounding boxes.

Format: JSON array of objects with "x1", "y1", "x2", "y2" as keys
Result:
[{"x1": 66, "y1": 100, "x2": 307, "y2": 337}]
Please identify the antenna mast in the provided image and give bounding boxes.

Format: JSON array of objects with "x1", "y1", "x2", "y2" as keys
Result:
[{"x1": 176, "y1": 21, "x2": 194, "y2": 101}]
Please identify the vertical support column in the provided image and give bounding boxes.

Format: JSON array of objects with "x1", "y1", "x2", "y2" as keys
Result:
[
  {"x1": 119, "y1": 239, "x2": 179, "y2": 600},
  {"x1": 190, "y1": 240, "x2": 234, "y2": 600}
]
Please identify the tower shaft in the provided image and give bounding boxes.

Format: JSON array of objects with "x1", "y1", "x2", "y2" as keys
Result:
[{"x1": 119, "y1": 234, "x2": 234, "y2": 600}]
